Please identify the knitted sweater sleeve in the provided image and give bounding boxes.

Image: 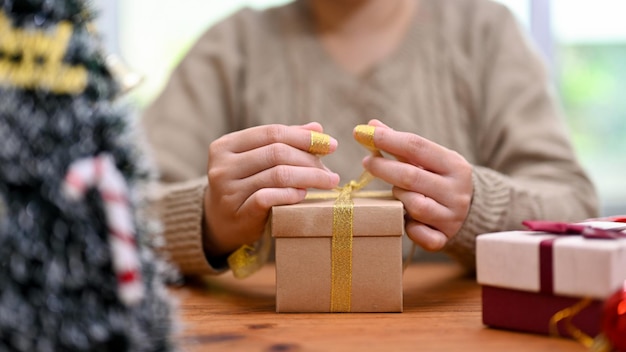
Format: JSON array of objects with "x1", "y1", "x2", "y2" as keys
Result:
[
  {"x1": 444, "y1": 3, "x2": 599, "y2": 269},
  {"x1": 141, "y1": 11, "x2": 250, "y2": 275}
]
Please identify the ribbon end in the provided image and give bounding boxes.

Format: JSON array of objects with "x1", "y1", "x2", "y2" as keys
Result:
[{"x1": 227, "y1": 223, "x2": 272, "y2": 279}]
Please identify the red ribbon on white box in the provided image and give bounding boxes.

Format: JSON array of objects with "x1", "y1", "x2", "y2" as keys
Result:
[{"x1": 523, "y1": 220, "x2": 626, "y2": 295}]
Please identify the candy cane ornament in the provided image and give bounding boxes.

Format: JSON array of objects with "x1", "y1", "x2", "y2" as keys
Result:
[{"x1": 63, "y1": 153, "x2": 144, "y2": 305}]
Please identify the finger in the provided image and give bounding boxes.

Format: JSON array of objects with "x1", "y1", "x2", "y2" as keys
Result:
[
  {"x1": 217, "y1": 124, "x2": 338, "y2": 155},
  {"x1": 393, "y1": 187, "x2": 452, "y2": 229},
  {"x1": 363, "y1": 155, "x2": 452, "y2": 203},
  {"x1": 309, "y1": 130, "x2": 333, "y2": 155},
  {"x1": 353, "y1": 125, "x2": 378, "y2": 153},
  {"x1": 239, "y1": 187, "x2": 308, "y2": 218},
  {"x1": 361, "y1": 124, "x2": 454, "y2": 175},
  {"x1": 405, "y1": 218, "x2": 448, "y2": 252},
  {"x1": 224, "y1": 144, "x2": 330, "y2": 180},
  {"x1": 356, "y1": 121, "x2": 409, "y2": 162},
  {"x1": 240, "y1": 165, "x2": 340, "y2": 196},
  {"x1": 298, "y1": 122, "x2": 333, "y2": 155}
]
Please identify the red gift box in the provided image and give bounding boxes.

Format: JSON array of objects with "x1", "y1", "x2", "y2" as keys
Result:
[
  {"x1": 482, "y1": 285, "x2": 603, "y2": 338},
  {"x1": 476, "y1": 221, "x2": 626, "y2": 339}
]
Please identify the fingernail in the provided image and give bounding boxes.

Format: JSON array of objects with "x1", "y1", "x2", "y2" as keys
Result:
[
  {"x1": 429, "y1": 233, "x2": 448, "y2": 251},
  {"x1": 353, "y1": 125, "x2": 376, "y2": 151},
  {"x1": 375, "y1": 119, "x2": 390, "y2": 128},
  {"x1": 324, "y1": 172, "x2": 340, "y2": 187}
]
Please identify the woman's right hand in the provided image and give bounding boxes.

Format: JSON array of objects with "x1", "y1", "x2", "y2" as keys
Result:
[{"x1": 203, "y1": 122, "x2": 340, "y2": 256}]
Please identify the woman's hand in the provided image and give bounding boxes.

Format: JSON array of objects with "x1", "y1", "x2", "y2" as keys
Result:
[
  {"x1": 204, "y1": 122, "x2": 340, "y2": 256},
  {"x1": 357, "y1": 120, "x2": 473, "y2": 251}
]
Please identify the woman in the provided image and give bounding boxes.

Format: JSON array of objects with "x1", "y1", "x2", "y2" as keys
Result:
[{"x1": 142, "y1": 0, "x2": 598, "y2": 275}]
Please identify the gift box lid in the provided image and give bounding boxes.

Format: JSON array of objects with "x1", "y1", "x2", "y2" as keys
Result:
[
  {"x1": 272, "y1": 197, "x2": 404, "y2": 238},
  {"x1": 476, "y1": 222, "x2": 626, "y2": 299}
]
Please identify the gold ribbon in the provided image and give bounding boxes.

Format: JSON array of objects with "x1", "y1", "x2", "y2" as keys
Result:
[
  {"x1": 309, "y1": 131, "x2": 331, "y2": 155},
  {"x1": 323, "y1": 125, "x2": 382, "y2": 312},
  {"x1": 549, "y1": 297, "x2": 595, "y2": 348},
  {"x1": 330, "y1": 185, "x2": 355, "y2": 312},
  {"x1": 549, "y1": 298, "x2": 619, "y2": 352},
  {"x1": 328, "y1": 172, "x2": 375, "y2": 312},
  {"x1": 227, "y1": 221, "x2": 272, "y2": 279},
  {"x1": 589, "y1": 334, "x2": 613, "y2": 352}
]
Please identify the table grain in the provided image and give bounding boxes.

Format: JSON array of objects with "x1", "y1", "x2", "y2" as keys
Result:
[{"x1": 171, "y1": 263, "x2": 584, "y2": 351}]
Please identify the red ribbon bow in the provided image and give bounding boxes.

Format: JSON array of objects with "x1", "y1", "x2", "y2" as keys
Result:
[{"x1": 522, "y1": 220, "x2": 626, "y2": 240}]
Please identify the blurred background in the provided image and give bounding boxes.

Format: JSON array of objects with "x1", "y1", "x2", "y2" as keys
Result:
[{"x1": 93, "y1": 0, "x2": 626, "y2": 217}]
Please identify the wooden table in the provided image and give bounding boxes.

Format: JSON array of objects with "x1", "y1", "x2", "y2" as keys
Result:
[{"x1": 171, "y1": 263, "x2": 584, "y2": 351}]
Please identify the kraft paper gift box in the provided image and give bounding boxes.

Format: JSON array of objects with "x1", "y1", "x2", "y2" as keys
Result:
[
  {"x1": 271, "y1": 197, "x2": 404, "y2": 313},
  {"x1": 476, "y1": 221, "x2": 626, "y2": 338}
]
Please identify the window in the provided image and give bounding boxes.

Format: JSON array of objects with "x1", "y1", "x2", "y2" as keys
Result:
[
  {"x1": 115, "y1": 0, "x2": 292, "y2": 107},
  {"x1": 494, "y1": 0, "x2": 530, "y2": 27},
  {"x1": 552, "y1": 0, "x2": 626, "y2": 215}
]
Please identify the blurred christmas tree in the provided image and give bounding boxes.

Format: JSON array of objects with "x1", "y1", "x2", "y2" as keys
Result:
[{"x1": 0, "y1": 0, "x2": 177, "y2": 351}]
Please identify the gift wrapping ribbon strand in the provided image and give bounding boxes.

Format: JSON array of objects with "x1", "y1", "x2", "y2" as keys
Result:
[
  {"x1": 316, "y1": 125, "x2": 379, "y2": 312},
  {"x1": 227, "y1": 221, "x2": 272, "y2": 279},
  {"x1": 523, "y1": 220, "x2": 626, "y2": 348},
  {"x1": 328, "y1": 172, "x2": 375, "y2": 312},
  {"x1": 328, "y1": 125, "x2": 388, "y2": 312},
  {"x1": 548, "y1": 298, "x2": 595, "y2": 348}
]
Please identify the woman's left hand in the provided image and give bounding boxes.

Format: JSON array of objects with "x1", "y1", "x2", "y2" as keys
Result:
[{"x1": 357, "y1": 120, "x2": 473, "y2": 251}]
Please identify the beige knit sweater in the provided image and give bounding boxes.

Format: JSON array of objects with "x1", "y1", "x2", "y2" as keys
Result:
[{"x1": 141, "y1": 0, "x2": 598, "y2": 275}]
